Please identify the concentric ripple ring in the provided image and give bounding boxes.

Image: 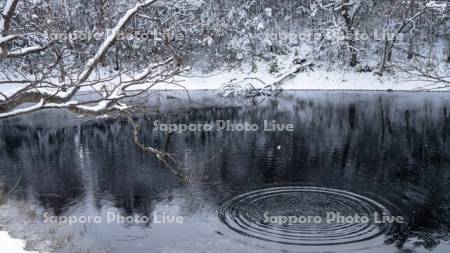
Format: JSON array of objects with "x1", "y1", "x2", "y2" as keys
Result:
[{"x1": 219, "y1": 186, "x2": 396, "y2": 246}]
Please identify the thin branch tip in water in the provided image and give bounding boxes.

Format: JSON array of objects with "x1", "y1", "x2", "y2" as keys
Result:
[{"x1": 124, "y1": 112, "x2": 188, "y2": 181}]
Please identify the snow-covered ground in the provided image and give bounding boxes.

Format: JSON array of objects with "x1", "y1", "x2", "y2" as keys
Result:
[
  {"x1": 153, "y1": 69, "x2": 429, "y2": 91},
  {"x1": 0, "y1": 69, "x2": 432, "y2": 98},
  {"x1": 150, "y1": 56, "x2": 446, "y2": 91},
  {"x1": 0, "y1": 231, "x2": 37, "y2": 253}
]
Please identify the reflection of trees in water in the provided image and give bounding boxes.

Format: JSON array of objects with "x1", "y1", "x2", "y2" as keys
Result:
[
  {"x1": 79, "y1": 120, "x2": 181, "y2": 218},
  {"x1": 159, "y1": 95, "x2": 450, "y2": 250},
  {"x1": 0, "y1": 94, "x2": 449, "y2": 249},
  {"x1": 0, "y1": 117, "x2": 83, "y2": 215},
  {"x1": 0, "y1": 115, "x2": 182, "y2": 218}
]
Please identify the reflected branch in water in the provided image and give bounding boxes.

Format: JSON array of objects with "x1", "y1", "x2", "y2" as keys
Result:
[{"x1": 124, "y1": 112, "x2": 188, "y2": 182}]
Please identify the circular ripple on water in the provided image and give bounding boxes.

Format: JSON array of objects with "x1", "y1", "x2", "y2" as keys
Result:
[{"x1": 219, "y1": 186, "x2": 396, "y2": 246}]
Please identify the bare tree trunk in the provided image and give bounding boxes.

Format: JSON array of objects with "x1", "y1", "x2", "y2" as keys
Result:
[
  {"x1": 380, "y1": 34, "x2": 389, "y2": 71},
  {"x1": 381, "y1": 0, "x2": 420, "y2": 66},
  {"x1": 447, "y1": 37, "x2": 450, "y2": 63},
  {"x1": 95, "y1": 0, "x2": 108, "y2": 67},
  {"x1": 341, "y1": 0, "x2": 358, "y2": 67},
  {"x1": 407, "y1": 32, "x2": 415, "y2": 59},
  {"x1": 0, "y1": 0, "x2": 20, "y2": 55},
  {"x1": 1, "y1": 0, "x2": 19, "y2": 36}
]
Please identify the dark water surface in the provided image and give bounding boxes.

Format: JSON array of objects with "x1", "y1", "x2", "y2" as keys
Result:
[{"x1": 0, "y1": 91, "x2": 449, "y2": 253}]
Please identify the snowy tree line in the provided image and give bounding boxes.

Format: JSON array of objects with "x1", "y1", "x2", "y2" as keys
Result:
[
  {"x1": 189, "y1": 0, "x2": 449, "y2": 72},
  {"x1": 2, "y1": 0, "x2": 449, "y2": 68},
  {"x1": 0, "y1": 0, "x2": 449, "y2": 118}
]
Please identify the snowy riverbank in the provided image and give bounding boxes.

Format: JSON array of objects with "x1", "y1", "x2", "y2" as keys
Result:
[
  {"x1": 2, "y1": 52, "x2": 449, "y2": 98},
  {"x1": 1, "y1": 59, "x2": 448, "y2": 99},
  {"x1": 156, "y1": 69, "x2": 434, "y2": 91},
  {"x1": 151, "y1": 56, "x2": 448, "y2": 91}
]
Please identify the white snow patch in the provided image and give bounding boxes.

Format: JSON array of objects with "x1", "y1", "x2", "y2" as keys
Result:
[
  {"x1": 0, "y1": 231, "x2": 38, "y2": 253},
  {"x1": 426, "y1": 1, "x2": 447, "y2": 12},
  {"x1": 76, "y1": 100, "x2": 111, "y2": 112},
  {"x1": 257, "y1": 22, "x2": 265, "y2": 31},
  {"x1": 96, "y1": 114, "x2": 109, "y2": 119}
]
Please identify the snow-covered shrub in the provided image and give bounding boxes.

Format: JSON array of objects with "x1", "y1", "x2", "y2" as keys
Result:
[{"x1": 269, "y1": 61, "x2": 279, "y2": 73}]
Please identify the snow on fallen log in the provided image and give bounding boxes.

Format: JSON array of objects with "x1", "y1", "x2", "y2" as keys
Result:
[
  {"x1": 217, "y1": 78, "x2": 283, "y2": 98},
  {"x1": 217, "y1": 60, "x2": 314, "y2": 98}
]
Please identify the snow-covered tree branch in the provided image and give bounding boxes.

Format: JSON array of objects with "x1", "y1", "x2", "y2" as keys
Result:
[{"x1": 0, "y1": 0, "x2": 185, "y2": 119}]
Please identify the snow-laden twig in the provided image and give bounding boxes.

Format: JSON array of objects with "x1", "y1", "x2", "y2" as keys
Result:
[
  {"x1": 6, "y1": 45, "x2": 47, "y2": 57},
  {"x1": 0, "y1": 98, "x2": 44, "y2": 118},
  {"x1": 396, "y1": 64, "x2": 450, "y2": 90},
  {"x1": 0, "y1": 34, "x2": 16, "y2": 45}
]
